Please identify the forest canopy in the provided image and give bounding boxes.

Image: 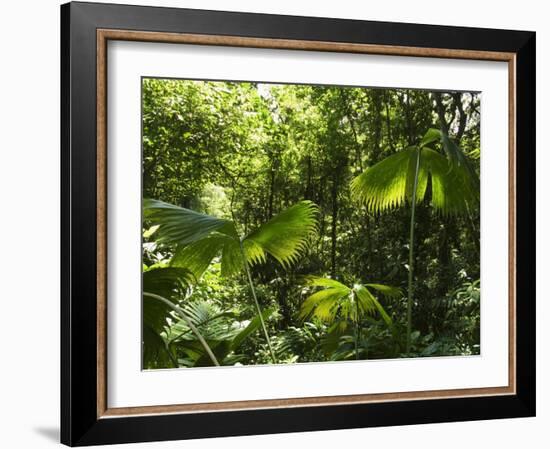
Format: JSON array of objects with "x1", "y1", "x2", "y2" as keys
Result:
[{"x1": 142, "y1": 78, "x2": 481, "y2": 369}]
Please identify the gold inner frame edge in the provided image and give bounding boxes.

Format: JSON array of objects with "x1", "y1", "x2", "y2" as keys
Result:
[{"x1": 96, "y1": 29, "x2": 517, "y2": 419}]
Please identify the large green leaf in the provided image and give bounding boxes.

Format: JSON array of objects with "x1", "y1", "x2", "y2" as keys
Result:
[
  {"x1": 244, "y1": 201, "x2": 318, "y2": 268},
  {"x1": 142, "y1": 267, "x2": 197, "y2": 369},
  {"x1": 147, "y1": 199, "x2": 319, "y2": 279},
  {"x1": 300, "y1": 288, "x2": 350, "y2": 322},
  {"x1": 351, "y1": 140, "x2": 478, "y2": 216},
  {"x1": 422, "y1": 148, "x2": 479, "y2": 216},
  {"x1": 299, "y1": 276, "x2": 351, "y2": 322},
  {"x1": 143, "y1": 266, "x2": 193, "y2": 299},
  {"x1": 142, "y1": 267, "x2": 193, "y2": 333},
  {"x1": 299, "y1": 276, "x2": 396, "y2": 326},
  {"x1": 170, "y1": 233, "x2": 235, "y2": 279},
  {"x1": 439, "y1": 130, "x2": 479, "y2": 179},
  {"x1": 143, "y1": 198, "x2": 238, "y2": 246},
  {"x1": 355, "y1": 285, "x2": 393, "y2": 326},
  {"x1": 419, "y1": 128, "x2": 441, "y2": 148},
  {"x1": 143, "y1": 324, "x2": 175, "y2": 368},
  {"x1": 351, "y1": 148, "x2": 421, "y2": 213}
]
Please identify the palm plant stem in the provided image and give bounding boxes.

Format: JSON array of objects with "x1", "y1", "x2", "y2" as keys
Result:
[
  {"x1": 165, "y1": 343, "x2": 179, "y2": 368},
  {"x1": 239, "y1": 241, "x2": 277, "y2": 363},
  {"x1": 143, "y1": 292, "x2": 220, "y2": 366},
  {"x1": 354, "y1": 291, "x2": 360, "y2": 360},
  {"x1": 406, "y1": 148, "x2": 422, "y2": 354}
]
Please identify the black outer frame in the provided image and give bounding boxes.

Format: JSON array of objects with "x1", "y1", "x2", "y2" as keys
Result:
[{"x1": 60, "y1": 1, "x2": 536, "y2": 446}]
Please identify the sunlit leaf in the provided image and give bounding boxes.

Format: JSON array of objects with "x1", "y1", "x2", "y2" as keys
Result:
[
  {"x1": 299, "y1": 277, "x2": 396, "y2": 326},
  {"x1": 245, "y1": 201, "x2": 318, "y2": 268},
  {"x1": 419, "y1": 128, "x2": 441, "y2": 148},
  {"x1": 352, "y1": 134, "x2": 478, "y2": 216}
]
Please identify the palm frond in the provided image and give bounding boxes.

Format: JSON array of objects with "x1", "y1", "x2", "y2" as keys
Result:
[
  {"x1": 422, "y1": 148, "x2": 479, "y2": 216},
  {"x1": 352, "y1": 143, "x2": 478, "y2": 216},
  {"x1": 439, "y1": 131, "x2": 479, "y2": 184},
  {"x1": 143, "y1": 266, "x2": 194, "y2": 299},
  {"x1": 351, "y1": 148, "x2": 428, "y2": 213},
  {"x1": 244, "y1": 201, "x2": 318, "y2": 268},
  {"x1": 299, "y1": 277, "x2": 396, "y2": 326},
  {"x1": 419, "y1": 128, "x2": 442, "y2": 148},
  {"x1": 353, "y1": 285, "x2": 377, "y2": 315},
  {"x1": 168, "y1": 300, "x2": 238, "y2": 342},
  {"x1": 220, "y1": 237, "x2": 244, "y2": 277},
  {"x1": 300, "y1": 287, "x2": 350, "y2": 322},
  {"x1": 355, "y1": 285, "x2": 393, "y2": 326},
  {"x1": 170, "y1": 232, "x2": 240, "y2": 280},
  {"x1": 242, "y1": 239, "x2": 267, "y2": 266},
  {"x1": 364, "y1": 283, "x2": 403, "y2": 298},
  {"x1": 142, "y1": 267, "x2": 194, "y2": 333},
  {"x1": 143, "y1": 198, "x2": 238, "y2": 246}
]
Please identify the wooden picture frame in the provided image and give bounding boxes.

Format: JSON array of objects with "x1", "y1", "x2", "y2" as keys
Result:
[{"x1": 61, "y1": 1, "x2": 535, "y2": 446}]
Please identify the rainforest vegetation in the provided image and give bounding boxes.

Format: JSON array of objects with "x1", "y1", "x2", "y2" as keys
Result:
[{"x1": 142, "y1": 78, "x2": 481, "y2": 369}]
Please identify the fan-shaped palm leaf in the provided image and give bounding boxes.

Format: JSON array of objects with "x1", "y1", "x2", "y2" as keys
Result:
[
  {"x1": 300, "y1": 287, "x2": 350, "y2": 322},
  {"x1": 422, "y1": 148, "x2": 479, "y2": 216},
  {"x1": 145, "y1": 199, "x2": 318, "y2": 279},
  {"x1": 350, "y1": 128, "x2": 479, "y2": 352},
  {"x1": 143, "y1": 198, "x2": 239, "y2": 245},
  {"x1": 300, "y1": 276, "x2": 398, "y2": 360},
  {"x1": 351, "y1": 139, "x2": 478, "y2": 216},
  {"x1": 300, "y1": 276, "x2": 396, "y2": 325},
  {"x1": 245, "y1": 201, "x2": 318, "y2": 268}
]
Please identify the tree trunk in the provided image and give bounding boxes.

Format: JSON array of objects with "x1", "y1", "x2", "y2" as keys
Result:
[
  {"x1": 406, "y1": 147, "x2": 422, "y2": 353},
  {"x1": 267, "y1": 157, "x2": 277, "y2": 219},
  {"x1": 384, "y1": 91, "x2": 395, "y2": 152},
  {"x1": 330, "y1": 171, "x2": 339, "y2": 278},
  {"x1": 305, "y1": 156, "x2": 313, "y2": 200}
]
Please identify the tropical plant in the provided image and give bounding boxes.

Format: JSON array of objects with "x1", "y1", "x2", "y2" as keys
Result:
[
  {"x1": 299, "y1": 276, "x2": 401, "y2": 359},
  {"x1": 351, "y1": 128, "x2": 479, "y2": 353},
  {"x1": 142, "y1": 265, "x2": 222, "y2": 366},
  {"x1": 166, "y1": 300, "x2": 277, "y2": 367},
  {"x1": 144, "y1": 199, "x2": 319, "y2": 363}
]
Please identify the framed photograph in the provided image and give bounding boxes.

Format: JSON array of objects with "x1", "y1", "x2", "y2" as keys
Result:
[{"x1": 61, "y1": 1, "x2": 536, "y2": 446}]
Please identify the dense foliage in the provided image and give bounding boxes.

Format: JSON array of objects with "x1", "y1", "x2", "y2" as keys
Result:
[{"x1": 142, "y1": 78, "x2": 481, "y2": 369}]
